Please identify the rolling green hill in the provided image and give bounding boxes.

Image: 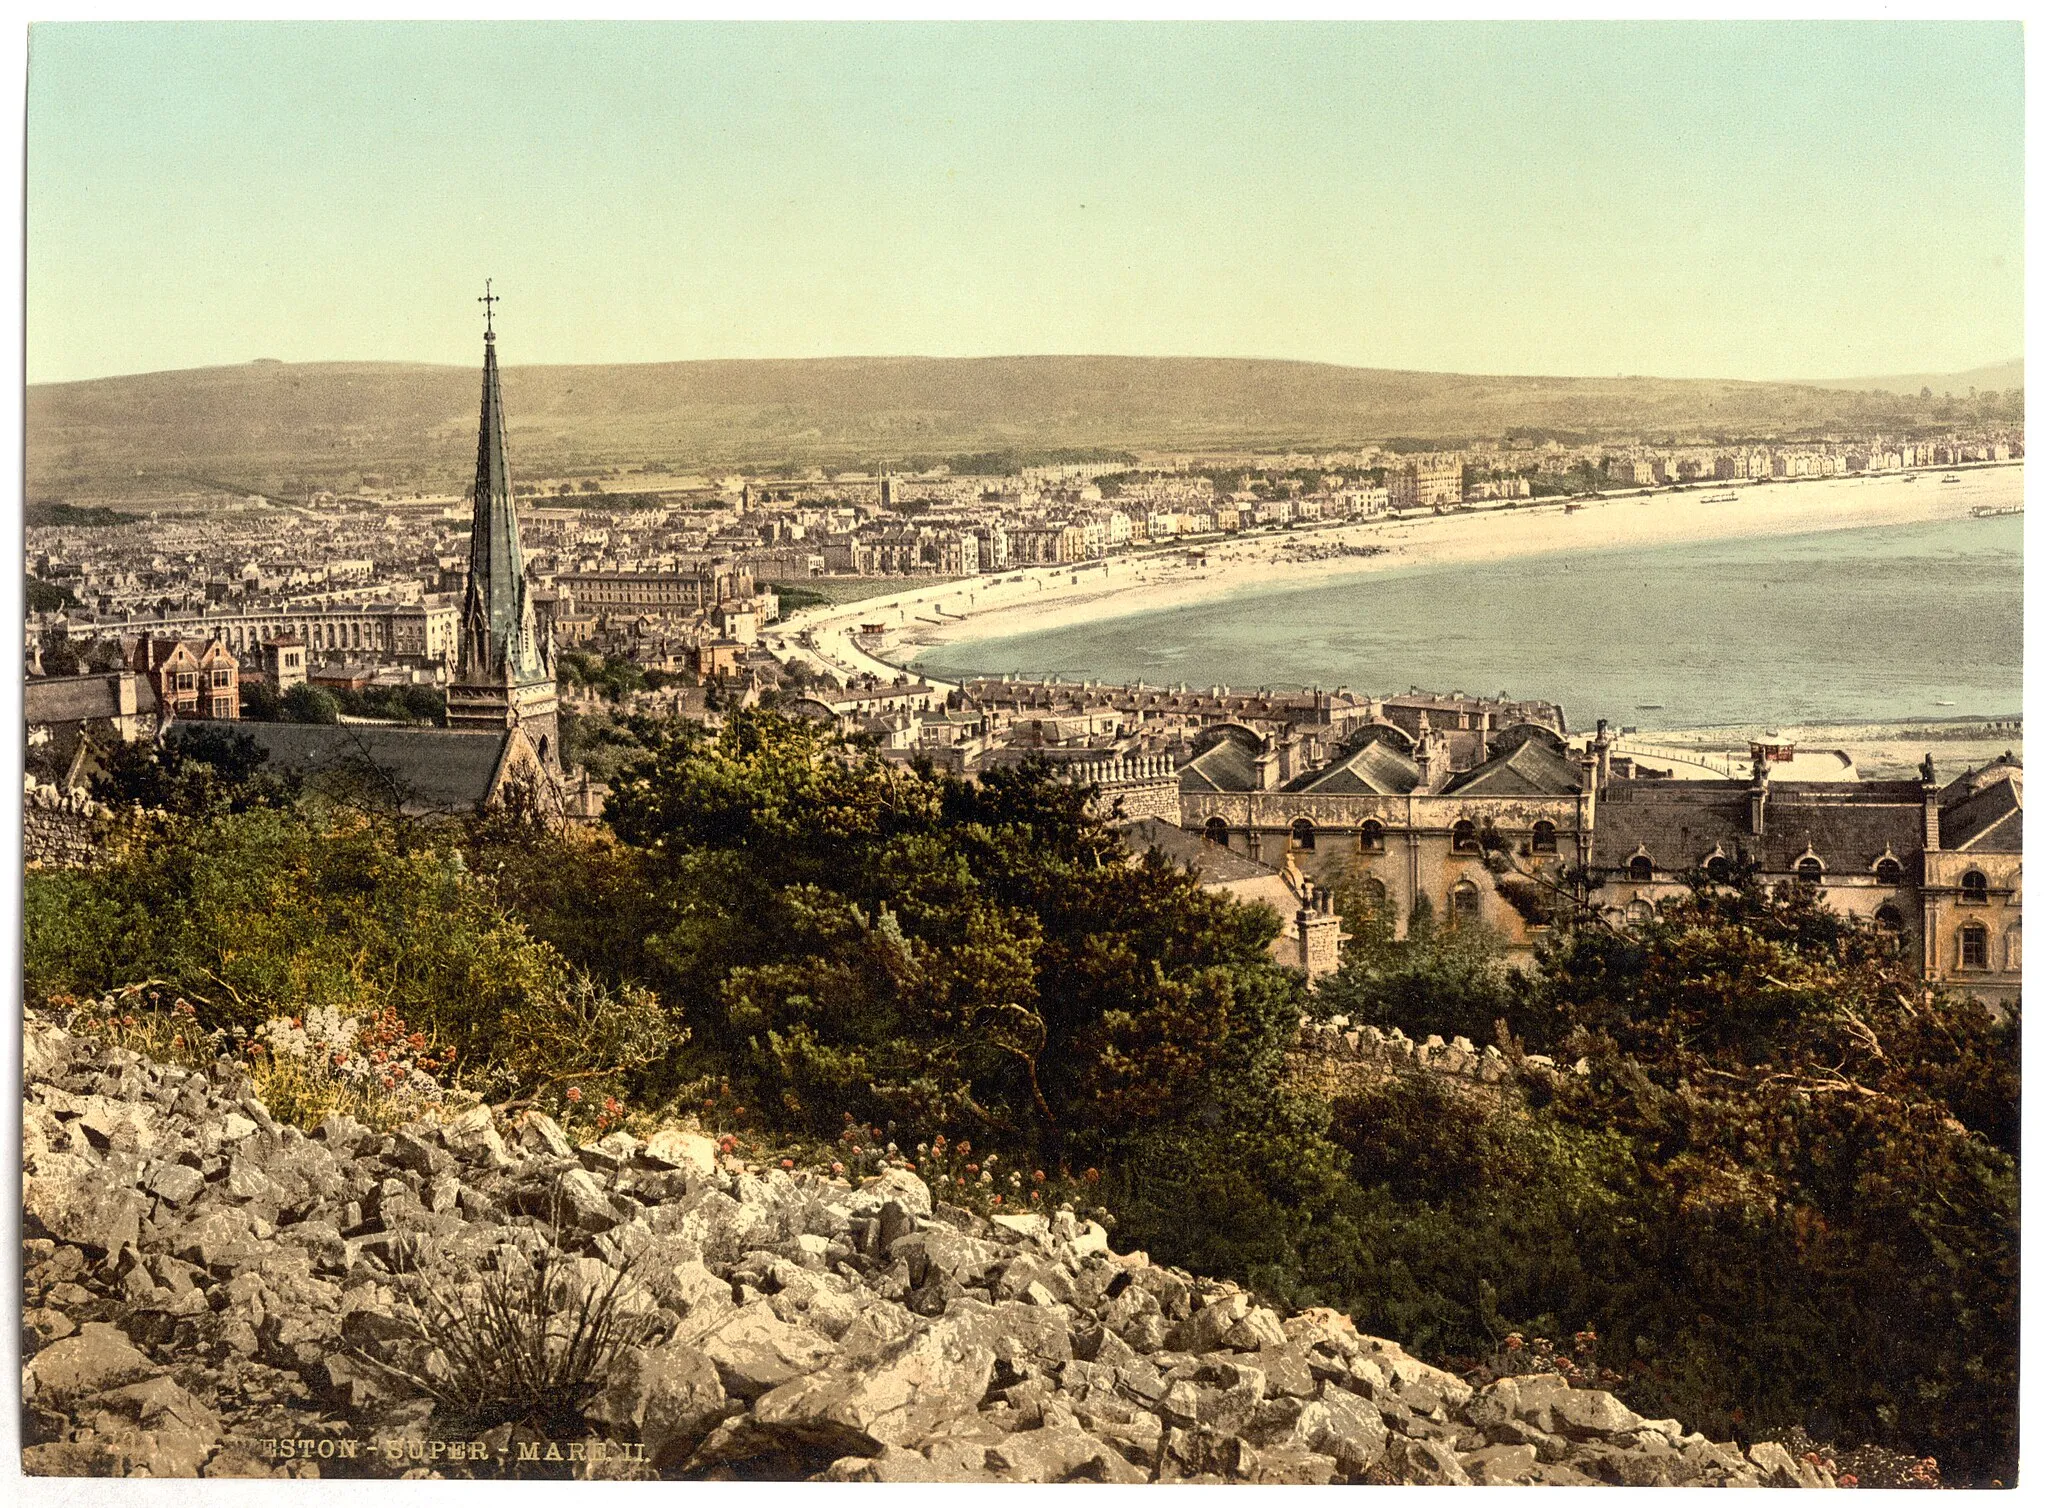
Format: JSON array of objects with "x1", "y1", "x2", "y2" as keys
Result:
[{"x1": 27, "y1": 354, "x2": 2020, "y2": 503}]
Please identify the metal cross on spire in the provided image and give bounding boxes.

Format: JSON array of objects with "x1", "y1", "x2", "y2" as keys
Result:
[{"x1": 479, "y1": 279, "x2": 499, "y2": 339}]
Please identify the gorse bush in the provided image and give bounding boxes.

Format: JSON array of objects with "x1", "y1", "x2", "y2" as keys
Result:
[{"x1": 23, "y1": 710, "x2": 2018, "y2": 1482}]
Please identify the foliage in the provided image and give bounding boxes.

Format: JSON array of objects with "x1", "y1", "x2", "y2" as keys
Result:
[
  {"x1": 366, "y1": 1246, "x2": 660, "y2": 1433},
  {"x1": 599, "y1": 710, "x2": 1306, "y2": 1168},
  {"x1": 22, "y1": 806, "x2": 654, "y2": 1110},
  {"x1": 90, "y1": 725, "x2": 300, "y2": 818}
]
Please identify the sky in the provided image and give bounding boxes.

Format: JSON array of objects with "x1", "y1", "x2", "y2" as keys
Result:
[{"x1": 25, "y1": 20, "x2": 2024, "y2": 386}]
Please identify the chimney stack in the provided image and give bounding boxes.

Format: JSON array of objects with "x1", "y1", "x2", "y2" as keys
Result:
[{"x1": 1921, "y1": 753, "x2": 1942, "y2": 851}]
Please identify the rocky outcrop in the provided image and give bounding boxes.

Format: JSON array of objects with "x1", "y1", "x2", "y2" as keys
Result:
[
  {"x1": 22, "y1": 1013, "x2": 1815, "y2": 1483},
  {"x1": 1288, "y1": 1015, "x2": 1586, "y2": 1103}
]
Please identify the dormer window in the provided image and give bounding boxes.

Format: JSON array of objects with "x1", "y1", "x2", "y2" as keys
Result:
[
  {"x1": 1628, "y1": 854, "x2": 1654, "y2": 884},
  {"x1": 1795, "y1": 855, "x2": 1824, "y2": 883},
  {"x1": 1451, "y1": 819, "x2": 1478, "y2": 853},
  {"x1": 1705, "y1": 853, "x2": 1733, "y2": 884},
  {"x1": 1532, "y1": 820, "x2": 1558, "y2": 855},
  {"x1": 1961, "y1": 870, "x2": 1990, "y2": 904},
  {"x1": 1875, "y1": 856, "x2": 1903, "y2": 886}
]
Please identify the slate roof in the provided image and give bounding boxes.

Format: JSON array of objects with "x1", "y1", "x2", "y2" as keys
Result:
[
  {"x1": 169, "y1": 722, "x2": 514, "y2": 814},
  {"x1": 24, "y1": 673, "x2": 154, "y2": 725},
  {"x1": 1121, "y1": 816, "x2": 1283, "y2": 884},
  {"x1": 1591, "y1": 778, "x2": 1924, "y2": 875},
  {"x1": 1179, "y1": 737, "x2": 1261, "y2": 793},
  {"x1": 1441, "y1": 738, "x2": 1585, "y2": 796},
  {"x1": 1284, "y1": 735, "x2": 1421, "y2": 796},
  {"x1": 1941, "y1": 767, "x2": 2022, "y2": 853}
]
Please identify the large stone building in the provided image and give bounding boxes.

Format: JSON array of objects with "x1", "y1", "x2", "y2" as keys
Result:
[
  {"x1": 105, "y1": 600, "x2": 460, "y2": 666},
  {"x1": 553, "y1": 562, "x2": 757, "y2": 622},
  {"x1": 1161, "y1": 706, "x2": 2021, "y2": 1000}
]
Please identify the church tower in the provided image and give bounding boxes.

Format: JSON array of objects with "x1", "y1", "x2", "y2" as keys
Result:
[{"x1": 446, "y1": 284, "x2": 560, "y2": 772}]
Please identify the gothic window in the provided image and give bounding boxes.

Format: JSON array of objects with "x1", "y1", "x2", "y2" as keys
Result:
[
  {"x1": 1961, "y1": 870, "x2": 1990, "y2": 904},
  {"x1": 1796, "y1": 856, "x2": 1824, "y2": 883},
  {"x1": 1531, "y1": 820, "x2": 1558, "y2": 855},
  {"x1": 1628, "y1": 855, "x2": 1654, "y2": 884},
  {"x1": 1960, "y1": 923, "x2": 1989, "y2": 970},
  {"x1": 1360, "y1": 819, "x2": 1385, "y2": 852},
  {"x1": 1204, "y1": 817, "x2": 1230, "y2": 847},
  {"x1": 1875, "y1": 857, "x2": 1903, "y2": 886},
  {"x1": 1291, "y1": 818, "x2": 1317, "y2": 851},
  {"x1": 1451, "y1": 819, "x2": 1478, "y2": 853},
  {"x1": 1450, "y1": 879, "x2": 1482, "y2": 927}
]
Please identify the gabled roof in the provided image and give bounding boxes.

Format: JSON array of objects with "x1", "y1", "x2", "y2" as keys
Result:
[
  {"x1": 1120, "y1": 816, "x2": 1282, "y2": 885},
  {"x1": 25, "y1": 672, "x2": 152, "y2": 726},
  {"x1": 170, "y1": 721, "x2": 518, "y2": 814},
  {"x1": 1441, "y1": 737, "x2": 1584, "y2": 796},
  {"x1": 1179, "y1": 737, "x2": 1261, "y2": 793},
  {"x1": 1284, "y1": 738, "x2": 1420, "y2": 796},
  {"x1": 1942, "y1": 767, "x2": 2022, "y2": 853}
]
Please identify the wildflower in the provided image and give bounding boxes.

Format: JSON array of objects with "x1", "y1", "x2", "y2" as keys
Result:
[
  {"x1": 171, "y1": 1035, "x2": 184, "y2": 1049},
  {"x1": 1505, "y1": 1334, "x2": 1525, "y2": 1352},
  {"x1": 1030, "y1": 1191, "x2": 1041, "y2": 1202},
  {"x1": 1838, "y1": 1476, "x2": 1857, "y2": 1489},
  {"x1": 704, "y1": 1098, "x2": 717, "y2": 1110},
  {"x1": 965, "y1": 1163, "x2": 979, "y2": 1176},
  {"x1": 566, "y1": 1086, "x2": 583, "y2": 1103},
  {"x1": 781, "y1": 1158, "x2": 795, "y2": 1170},
  {"x1": 956, "y1": 1140, "x2": 971, "y2": 1157},
  {"x1": 831, "y1": 1161, "x2": 845, "y2": 1176},
  {"x1": 1083, "y1": 1168, "x2": 1100, "y2": 1184},
  {"x1": 604, "y1": 1095, "x2": 622, "y2": 1114}
]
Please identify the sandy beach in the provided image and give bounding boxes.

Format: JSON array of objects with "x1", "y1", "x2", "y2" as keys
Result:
[{"x1": 771, "y1": 464, "x2": 2022, "y2": 695}]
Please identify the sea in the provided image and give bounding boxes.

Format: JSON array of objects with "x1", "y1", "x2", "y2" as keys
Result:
[{"x1": 913, "y1": 504, "x2": 2024, "y2": 732}]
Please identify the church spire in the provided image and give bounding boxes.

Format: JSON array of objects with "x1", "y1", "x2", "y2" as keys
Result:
[
  {"x1": 457, "y1": 282, "x2": 547, "y2": 687},
  {"x1": 449, "y1": 285, "x2": 559, "y2": 773}
]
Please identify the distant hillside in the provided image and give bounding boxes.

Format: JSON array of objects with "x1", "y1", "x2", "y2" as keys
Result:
[
  {"x1": 1799, "y1": 359, "x2": 2022, "y2": 398},
  {"x1": 26, "y1": 354, "x2": 2019, "y2": 503}
]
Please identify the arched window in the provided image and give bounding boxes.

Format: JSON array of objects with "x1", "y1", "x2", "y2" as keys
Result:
[
  {"x1": 1705, "y1": 854, "x2": 1733, "y2": 883},
  {"x1": 1531, "y1": 820, "x2": 1558, "y2": 855},
  {"x1": 1450, "y1": 879, "x2": 1481, "y2": 928},
  {"x1": 1960, "y1": 923, "x2": 1989, "y2": 969},
  {"x1": 1359, "y1": 819, "x2": 1385, "y2": 853},
  {"x1": 1451, "y1": 819, "x2": 1478, "y2": 853},
  {"x1": 1795, "y1": 856, "x2": 1823, "y2": 883},
  {"x1": 1357, "y1": 875, "x2": 1389, "y2": 917},
  {"x1": 1874, "y1": 904, "x2": 1905, "y2": 936},
  {"x1": 1290, "y1": 818, "x2": 1316, "y2": 851},
  {"x1": 2005, "y1": 923, "x2": 2021, "y2": 972},
  {"x1": 1875, "y1": 857, "x2": 1903, "y2": 886},
  {"x1": 1961, "y1": 870, "x2": 1989, "y2": 904},
  {"x1": 1626, "y1": 898, "x2": 1655, "y2": 928},
  {"x1": 537, "y1": 734, "x2": 551, "y2": 765},
  {"x1": 1628, "y1": 854, "x2": 1654, "y2": 884},
  {"x1": 1203, "y1": 817, "x2": 1230, "y2": 847}
]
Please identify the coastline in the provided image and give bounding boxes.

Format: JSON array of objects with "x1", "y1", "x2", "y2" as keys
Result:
[{"x1": 769, "y1": 463, "x2": 2023, "y2": 695}]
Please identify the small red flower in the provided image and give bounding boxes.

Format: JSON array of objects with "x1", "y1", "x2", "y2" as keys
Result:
[
  {"x1": 780, "y1": 1158, "x2": 794, "y2": 1170},
  {"x1": 566, "y1": 1086, "x2": 583, "y2": 1103}
]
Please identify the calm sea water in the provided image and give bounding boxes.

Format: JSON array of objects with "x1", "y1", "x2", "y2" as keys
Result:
[{"x1": 914, "y1": 511, "x2": 2023, "y2": 730}]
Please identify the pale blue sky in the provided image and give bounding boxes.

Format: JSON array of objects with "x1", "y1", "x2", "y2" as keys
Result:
[{"x1": 25, "y1": 20, "x2": 2023, "y2": 385}]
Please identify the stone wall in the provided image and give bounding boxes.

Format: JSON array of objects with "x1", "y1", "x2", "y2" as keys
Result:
[
  {"x1": 1287, "y1": 1016, "x2": 1576, "y2": 1104},
  {"x1": 23, "y1": 779, "x2": 112, "y2": 869}
]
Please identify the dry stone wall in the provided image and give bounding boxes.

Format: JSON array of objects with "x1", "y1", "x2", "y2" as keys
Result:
[
  {"x1": 1288, "y1": 1015, "x2": 1576, "y2": 1103},
  {"x1": 22, "y1": 1013, "x2": 1818, "y2": 1485},
  {"x1": 23, "y1": 779, "x2": 112, "y2": 869}
]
